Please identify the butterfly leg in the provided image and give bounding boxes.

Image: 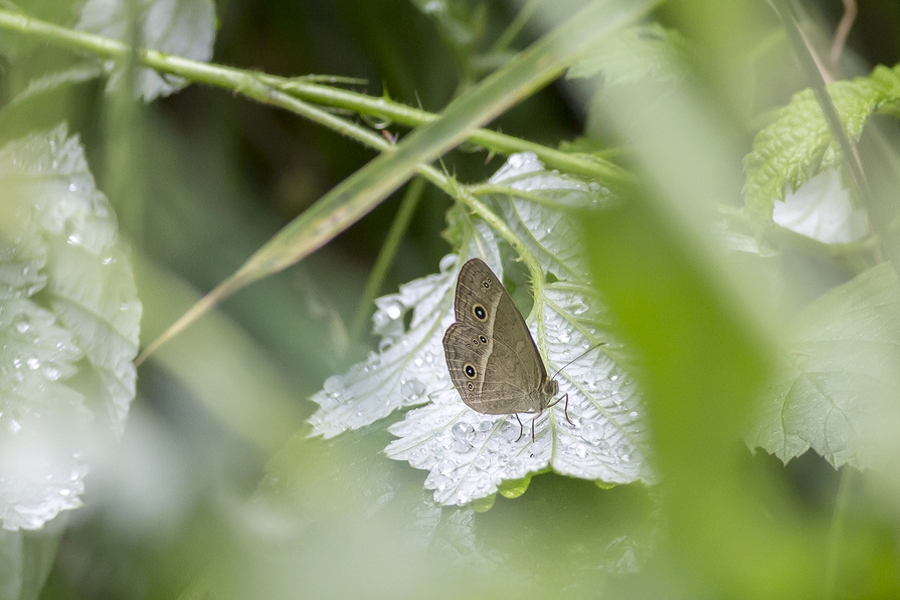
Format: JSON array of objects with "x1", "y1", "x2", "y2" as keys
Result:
[
  {"x1": 514, "y1": 413, "x2": 525, "y2": 442},
  {"x1": 531, "y1": 413, "x2": 538, "y2": 443},
  {"x1": 547, "y1": 393, "x2": 573, "y2": 425}
]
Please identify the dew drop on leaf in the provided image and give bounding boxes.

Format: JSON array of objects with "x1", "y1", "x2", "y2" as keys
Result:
[
  {"x1": 451, "y1": 422, "x2": 475, "y2": 441},
  {"x1": 581, "y1": 421, "x2": 605, "y2": 443},
  {"x1": 438, "y1": 458, "x2": 456, "y2": 475},
  {"x1": 400, "y1": 378, "x2": 426, "y2": 402},
  {"x1": 452, "y1": 439, "x2": 472, "y2": 453},
  {"x1": 473, "y1": 454, "x2": 491, "y2": 470}
]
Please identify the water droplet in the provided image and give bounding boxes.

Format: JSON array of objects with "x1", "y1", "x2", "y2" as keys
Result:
[
  {"x1": 581, "y1": 421, "x2": 605, "y2": 444},
  {"x1": 436, "y1": 431, "x2": 453, "y2": 449},
  {"x1": 386, "y1": 304, "x2": 402, "y2": 320},
  {"x1": 438, "y1": 458, "x2": 456, "y2": 475},
  {"x1": 26, "y1": 357, "x2": 40, "y2": 369},
  {"x1": 67, "y1": 233, "x2": 82, "y2": 245},
  {"x1": 608, "y1": 372, "x2": 619, "y2": 382},
  {"x1": 101, "y1": 255, "x2": 114, "y2": 265},
  {"x1": 15, "y1": 322, "x2": 29, "y2": 334},
  {"x1": 378, "y1": 338, "x2": 394, "y2": 352},
  {"x1": 474, "y1": 454, "x2": 491, "y2": 470},
  {"x1": 573, "y1": 443, "x2": 588, "y2": 458},
  {"x1": 616, "y1": 441, "x2": 634, "y2": 457},
  {"x1": 43, "y1": 366, "x2": 61, "y2": 381},
  {"x1": 558, "y1": 331, "x2": 570, "y2": 343},
  {"x1": 476, "y1": 420, "x2": 492, "y2": 433},
  {"x1": 401, "y1": 378, "x2": 426, "y2": 402},
  {"x1": 629, "y1": 411, "x2": 639, "y2": 419},
  {"x1": 452, "y1": 439, "x2": 472, "y2": 453},
  {"x1": 451, "y1": 422, "x2": 475, "y2": 441}
]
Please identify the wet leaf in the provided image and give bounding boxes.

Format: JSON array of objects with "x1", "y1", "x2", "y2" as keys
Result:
[
  {"x1": 0, "y1": 124, "x2": 141, "y2": 531},
  {"x1": 486, "y1": 151, "x2": 605, "y2": 282}
]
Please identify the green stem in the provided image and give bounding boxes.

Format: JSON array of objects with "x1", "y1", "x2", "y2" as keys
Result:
[
  {"x1": 824, "y1": 466, "x2": 853, "y2": 599},
  {"x1": 491, "y1": 0, "x2": 544, "y2": 53},
  {"x1": 349, "y1": 176, "x2": 426, "y2": 342},
  {"x1": 0, "y1": 9, "x2": 631, "y2": 185}
]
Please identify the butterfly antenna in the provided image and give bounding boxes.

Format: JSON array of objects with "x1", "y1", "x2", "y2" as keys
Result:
[{"x1": 550, "y1": 342, "x2": 606, "y2": 380}]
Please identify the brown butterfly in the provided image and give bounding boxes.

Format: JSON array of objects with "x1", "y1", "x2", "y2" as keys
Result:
[{"x1": 442, "y1": 258, "x2": 571, "y2": 442}]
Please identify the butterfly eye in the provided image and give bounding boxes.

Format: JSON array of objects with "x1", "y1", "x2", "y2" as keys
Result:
[
  {"x1": 472, "y1": 304, "x2": 487, "y2": 321},
  {"x1": 463, "y1": 363, "x2": 477, "y2": 379},
  {"x1": 482, "y1": 278, "x2": 491, "y2": 289},
  {"x1": 471, "y1": 338, "x2": 479, "y2": 346},
  {"x1": 466, "y1": 382, "x2": 474, "y2": 390},
  {"x1": 479, "y1": 335, "x2": 487, "y2": 344}
]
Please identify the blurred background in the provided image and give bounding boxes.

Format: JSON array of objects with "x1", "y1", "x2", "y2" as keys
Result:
[{"x1": 2, "y1": 0, "x2": 900, "y2": 598}]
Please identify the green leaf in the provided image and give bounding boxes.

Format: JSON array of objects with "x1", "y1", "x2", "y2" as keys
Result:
[
  {"x1": 0, "y1": 123, "x2": 141, "y2": 531},
  {"x1": 75, "y1": 0, "x2": 217, "y2": 101},
  {"x1": 568, "y1": 23, "x2": 691, "y2": 87},
  {"x1": 743, "y1": 64, "x2": 900, "y2": 225},
  {"x1": 748, "y1": 263, "x2": 900, "y2": 469}
]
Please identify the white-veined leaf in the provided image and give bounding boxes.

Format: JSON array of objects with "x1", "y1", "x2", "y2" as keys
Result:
[{"x1": 0, "y1": 123, "x2": 141, "y2": 531}]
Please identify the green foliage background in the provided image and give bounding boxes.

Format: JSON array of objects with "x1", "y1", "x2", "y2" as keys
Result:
[{"x1": 2, "y1": 0, "x2": 900, "y2": 599}]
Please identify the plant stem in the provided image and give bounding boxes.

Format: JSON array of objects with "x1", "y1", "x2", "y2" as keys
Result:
[
  {"x1": 824, "y1": 466, "x2": 853, "y2": 599},
  {"x1": 0, "y1": 8, "x2": 631, "y2": 186}
]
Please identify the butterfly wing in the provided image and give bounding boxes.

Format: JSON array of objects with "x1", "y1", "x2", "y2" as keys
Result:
[{"x1": 443, "y1": 259, "x2": 550, "y2": 414}]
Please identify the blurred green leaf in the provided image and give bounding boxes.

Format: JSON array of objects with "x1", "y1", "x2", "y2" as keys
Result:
[
  {"x1": 749, "y1": 263, "x2": 900, "y2": 469},
  {"x1": 568, "y1": 23, "x2": 691, "y2": 87},
  {"x1": 0, "y1": 518, "x2": 65, "y2": 600},
  {"x1": 0, "y1": 124, "x2": 140, "y2": 532},
  {"x1": 75, "y1": 0, "x2": 216, "y2": 101}
]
